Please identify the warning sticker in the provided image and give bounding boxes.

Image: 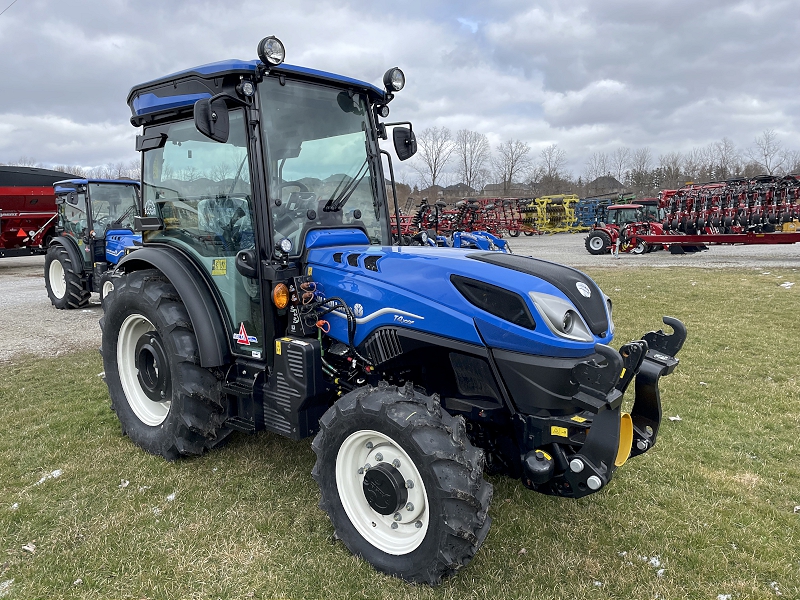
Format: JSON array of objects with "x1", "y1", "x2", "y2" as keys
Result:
[
  {"x1": 550, "y1": 426, "x2": 569, "y2": 438},
  {"x1": 275, "y1": 340, "x2": 282, "y2": 355},
  {"x1": 307, "y1": 266, "x2": 313, "y2": 276},
  {"x1": 211, "y1": 259, "x2": 227, "y2": 276},
  {"x1": 571, "y1": 416, "x2": 587, "y2": 423},
  {"x1": 233, "y1": 322, "x2": 257, "y2": 345}
]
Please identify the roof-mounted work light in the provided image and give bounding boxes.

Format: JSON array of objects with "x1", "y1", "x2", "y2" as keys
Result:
[
  {"x1": 383, "y1": 67, "x2": 405, "y2": 92},
  {"x1": 258, "y1": 36, "x2": 285, "y2": 66}
]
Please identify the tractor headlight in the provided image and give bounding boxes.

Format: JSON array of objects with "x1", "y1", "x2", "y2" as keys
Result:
[
  {"x1": 376, "y1": 104, "x2": 390, "y2": 118},
  {"x1": 529, "y1": 292, "x2": 594, "y2": 342},
  {"x1": 383, "y1": 67, "x2": 405, "y2": 92},
  {"x1": 258, "y1": 36, "x2": 285, "y2": 66}
]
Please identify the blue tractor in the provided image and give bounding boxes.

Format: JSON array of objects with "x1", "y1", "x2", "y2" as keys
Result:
[
  {"x1": 45, "y1": 179, "x2": 141, "y2": 309},
  {"x1": 101, "y1": 37, "x2": 686, "y2": 585}
]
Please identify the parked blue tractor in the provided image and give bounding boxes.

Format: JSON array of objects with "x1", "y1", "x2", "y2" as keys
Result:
[
  {"x1": 101, "y1": 37, "x2": 686, "y2": 585},
  {"x1": 45, "y1": 179, "x2": 141, "y2": 309}
]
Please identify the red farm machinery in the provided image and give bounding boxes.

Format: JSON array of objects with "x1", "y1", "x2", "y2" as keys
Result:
[
  {"x1": 633, "y1": 176, "x2": 800, "y2": 253},
  {"x1": 0, "y1": 166, "x2": 73, "y2": 258}
]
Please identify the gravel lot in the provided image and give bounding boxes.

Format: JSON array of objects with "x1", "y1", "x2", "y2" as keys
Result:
[{"x1": 1, "y1": 235, "x2": 797, "y2": 362}]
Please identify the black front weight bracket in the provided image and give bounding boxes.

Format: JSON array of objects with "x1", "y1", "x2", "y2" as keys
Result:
[{"x1": 629, "y1": 316, "x2": 687, "y2": 457}]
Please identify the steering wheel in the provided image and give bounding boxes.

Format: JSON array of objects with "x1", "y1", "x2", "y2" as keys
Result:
[{"x1": 279, "y1": 180, "x2": 309, "y2": 192}]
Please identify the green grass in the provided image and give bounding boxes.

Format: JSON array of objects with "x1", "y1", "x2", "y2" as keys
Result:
[{"x1": 1, "y1": 267, "x2": 799, "y2": 599}]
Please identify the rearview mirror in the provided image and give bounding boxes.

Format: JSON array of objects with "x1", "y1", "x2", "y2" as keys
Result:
[
  {"x1": 393, "y1": 127, "x2": 417, "y2": 161},
  {"x1": 194, "y1": 97, "x2": 230, "y2": 143}
]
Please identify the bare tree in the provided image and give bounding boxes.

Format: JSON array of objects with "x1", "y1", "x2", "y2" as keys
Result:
[
  {"x1": 658, "y1": 152, "x2": 684, "y2": 189},
  {"x1": 453, "y1": 129, "x2": 490, "y2": 194},
  {"x1": 747, "y1": 129, "x2": 785, "y2": 175},
  {"x1": 783, "y1": 149, "x2": 800, "y2": 175},
  {"x1": 626, "y1": 147, "x2": 653, "y2": 194},
  {"x1": 539, "y1": 144, "x2": 567, "y2": 180},
  {"x1": 584, "y1": 151, "x2": 609, "y2": 182},
  {"x1": 610, "y1": 147, "x2": 630, "y2": 183},
  {"x1": 412, "y1": 126, "x2": 455, "y2": 189},
  {"x1": 492, "y1": 139, "x2": 531, "y2": 196},
  {"x1": 713, "y1": 137, "x2": 740, "y2": 180}
]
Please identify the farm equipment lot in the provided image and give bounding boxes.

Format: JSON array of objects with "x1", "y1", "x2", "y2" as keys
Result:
[
  {"x1": 0, "y1": 236, "x2": 798, "y2": 362},
  {"x1": 1, "y1": 261, "x2": 798, "y2": 599}
]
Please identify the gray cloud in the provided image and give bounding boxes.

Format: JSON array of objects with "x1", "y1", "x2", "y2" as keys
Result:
[{"x1": 0, "y1": 0, "x2": 797, "y2": 177}]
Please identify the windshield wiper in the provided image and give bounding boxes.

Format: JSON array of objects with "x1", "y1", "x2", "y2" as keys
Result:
[
  {"x1": 110, "y1": 204, "x2": 137, "y2": 227},
  {"x1": 323, "y1": 158, "x2": 369, "y2": 212}
]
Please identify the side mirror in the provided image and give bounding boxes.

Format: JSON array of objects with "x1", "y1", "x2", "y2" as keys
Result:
[
  {"x1": 392, "y1": 127, "x2": 417, "y2": 161},
  {"x1": 236, "y1": 248, "x2": 258, "y2": 278},
  {"x1": 194, "y1": 97, "x2": 230, "y2": 143}
]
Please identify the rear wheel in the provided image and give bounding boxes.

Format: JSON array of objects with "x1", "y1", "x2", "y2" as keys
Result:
[
  {"x1": 99, "y1": 271, "x2": 116, "y2": 309},
  {"x1": 44, "y1": 244, "x2": 89, "y2": 309},
  {"x1": 100, "y1": 269, "x2": 230, "y2": 460},
  {"x1": 312, "y1": 383, "x2": 492, "y2": 585},
  {"x1": 585, "y1": 230, "x2": 611, "y2": 255},
  {"x1": 523, "y1": 230, "x2": 534, "y2": 236},
  {"x1": 508, "y1": 229, "x2": 520, "y2": 237},
  {"x1": 630, "y1": 240, "x2": 648, "y2": 255}
]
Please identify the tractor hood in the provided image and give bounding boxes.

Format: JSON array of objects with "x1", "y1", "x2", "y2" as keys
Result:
[{"x1": 305, "y1": 242, "x2": 614, "y2": 358}]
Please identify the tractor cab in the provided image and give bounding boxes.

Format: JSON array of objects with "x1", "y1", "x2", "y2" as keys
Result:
[
  {"x1": 45, "y1": 179, "x2": 141, "y2": 308},
  {"x1": 604, "y1": 204, "x2": 643, "y2": 227}
]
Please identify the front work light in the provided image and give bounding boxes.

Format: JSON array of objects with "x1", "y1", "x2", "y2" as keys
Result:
[
  {"x1": 383, "y1": 67, "x2": 405, "y2": 92},
  {"x1": 258, "y1": 36, "x2": 285, "y2": 66},
  {"x1": 377, "y1": 105, "x2": 390, "y2": 118}
]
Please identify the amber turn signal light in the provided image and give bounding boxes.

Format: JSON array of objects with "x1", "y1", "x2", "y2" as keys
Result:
[{"x1": 272, "y1": 283, "x2": 289, "y2": 309}]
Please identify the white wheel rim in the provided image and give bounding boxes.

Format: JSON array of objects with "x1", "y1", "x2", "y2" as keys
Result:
[
  {"x1": 49, "y1": 259, "x2": 66, "y2": 299},
  {"x1": 589, "y1": 236, "x2": 604, "y2": 251},
  {"x1": 117, "y1": 313, "x2": 170, "y2": 426},
  {"x1": 102, "y1": 280, "x2": 114, "y2": 299},
  {"x1": 336, "y1": 429, "x2": 430, "y2": 555}
]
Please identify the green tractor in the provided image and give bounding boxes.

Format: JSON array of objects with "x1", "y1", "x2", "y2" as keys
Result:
[{"x1": 101, "y1": 37, "x2": 685, "y2": 584}]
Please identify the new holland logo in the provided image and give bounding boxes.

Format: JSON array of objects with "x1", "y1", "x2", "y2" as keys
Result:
[
  {"x1": 352, "y1": 303, "x2": 364, "y2": 317},
  {"x1": 233, "y1": 322, "x2": 258, "y2": 345},
  {"x1": 576, "y1": 282, "x2": 592, "y2": 298}
]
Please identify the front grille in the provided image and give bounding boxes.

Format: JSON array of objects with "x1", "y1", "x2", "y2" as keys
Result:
[{"x1": 364, "y1": 328, "x2": 403, "y2": 365}]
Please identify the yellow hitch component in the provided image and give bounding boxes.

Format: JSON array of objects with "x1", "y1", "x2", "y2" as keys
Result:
[{"x1": 615, "y1": 412, "x2": 634, "y2": 467}]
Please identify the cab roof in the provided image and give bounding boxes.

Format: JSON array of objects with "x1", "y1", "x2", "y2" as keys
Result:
[
  {"x1": 127, "y1": 59, "x2": 387, "y2": 120},
  {"x1": 54, "y1": 179, "x2": 139, "y2": 193}
]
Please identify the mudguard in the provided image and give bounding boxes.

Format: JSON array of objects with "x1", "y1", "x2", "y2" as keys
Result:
[{"x1": 116, "y1": 245, "x2": 231, "y2": 368}]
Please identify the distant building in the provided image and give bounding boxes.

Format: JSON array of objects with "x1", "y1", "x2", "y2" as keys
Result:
[{"x1": 585, "y1": 176, "x2": 625, "y2": 198}]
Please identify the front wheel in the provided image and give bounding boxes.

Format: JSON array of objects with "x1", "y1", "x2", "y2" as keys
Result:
[
  {"x1": 508, "y1": 229, "x2": 520, "y2": 237},
  {"x1": 585, "y1": 230, "x2": 611, "y2": 255},
  {"x1": 100, "y1": 269, "x2": 230, "y2": 460},
  {"x1": 630, "y1": 240, "x2": 648, "y2": 255},
  {"x1": 44, "y1": 244, "x2": 89, "y2": 309},
  {"x1": 312, "y1": 383, "x2": 492, "y2": 585}
]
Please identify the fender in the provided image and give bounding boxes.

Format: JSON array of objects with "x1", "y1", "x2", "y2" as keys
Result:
[
  {"x1": 116, "y1": 245, "x2": 231, "y2": 368},
  {"x1": 50, "y1": 236, "x2": 86, "y2": 274}
]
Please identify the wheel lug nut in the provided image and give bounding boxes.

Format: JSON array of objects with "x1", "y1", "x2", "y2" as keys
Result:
[
  {"x1": 393, "y1": 512, "x2": 402, "y2": 521},
  {"x1": 160, "y1": 391, "x2": 165, "y2": 398},
  {"x1": 364, "y1": 463, "x2": 371, "y2": 471},
  {"x1": 392, "y1": 459, "x2": 401, "y2": 468},
  {"x1": 391, "y1": 522, "x2": 398, "y2": 529},
  {"x1": 366, "y1": 441, "x2": 373, "y2": 449},
  {"x1": 405, "y1": 480, "x2": 414, "y2": 489},
  {"x1": 375, "y1": 453, "x2": 383, "y2": 461},
  {"x1": 415, "y1": 521, "x2": 422, "y2": 528},
  {"x1": 406, "y1": 502, "x2": 414, "y2": 511},
  {"x1": 357, "y1": 467, "x2": 364, "y2": 475}
]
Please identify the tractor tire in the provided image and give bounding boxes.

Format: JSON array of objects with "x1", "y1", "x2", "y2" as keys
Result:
[
  {"x1": 523, "y1": 230, "x2": 534, "y2": 236},
  {"x1": 99, "y1": 271, "x2": 116, "y2": 309},
  {"x1": 585, "y1": 230, "x2": 611, "y2": 255},
  {"x1": 312, "y1": 383, "x2": 492, "y2": 585},
  {"x1": 100, "y1": 269, "x2": 231, "y2": 460},
  {"x1": 630, "y1": 240, "x2": 648, "y2": 255},
  {"x1": 44, "y1": 244, "x2": 90, "y2": 309},
  {"x1": 508, "y1": 229, "x2": 520, "y2": 237}
]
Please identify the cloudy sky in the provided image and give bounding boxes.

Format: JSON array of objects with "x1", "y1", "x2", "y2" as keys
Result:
[{"x1": 0, "y1": 0, "x2": 797, "y2": 181}]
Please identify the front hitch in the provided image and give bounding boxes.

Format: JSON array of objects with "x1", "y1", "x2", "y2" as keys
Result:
[{"x1": 522, "y1": 316, "x2": 686, "y2": 498}]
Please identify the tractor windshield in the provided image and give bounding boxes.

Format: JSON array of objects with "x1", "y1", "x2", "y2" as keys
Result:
[
  {"x1": 88, "y1": 183, "x2": 139, "y2": 236},
  {"x1": 260, "y1": 77, "x2": 387, "y2": 255},
  {"x1": 607, "y1": 208, "x2": 641, "y2": 226}
]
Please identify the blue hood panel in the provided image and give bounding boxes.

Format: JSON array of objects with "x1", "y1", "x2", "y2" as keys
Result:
[{"x1": 306, "y1": 245, "x2": 613, "y2": 358}]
